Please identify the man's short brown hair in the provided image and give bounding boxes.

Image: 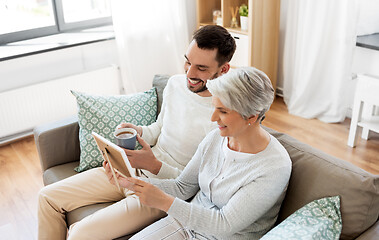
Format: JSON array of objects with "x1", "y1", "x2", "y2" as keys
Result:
[{"x1": 193, "y1": 25, "x2": 236, "y2": 66}]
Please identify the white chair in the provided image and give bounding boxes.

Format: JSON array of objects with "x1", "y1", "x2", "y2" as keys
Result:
[{"x1": 348, "y1": 74, "x2": 379, "y2": 147}]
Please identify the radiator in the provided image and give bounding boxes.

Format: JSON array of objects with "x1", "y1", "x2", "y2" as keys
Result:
[{"x1": 0, "y1": 65, "x2": 122, "y2": 142}]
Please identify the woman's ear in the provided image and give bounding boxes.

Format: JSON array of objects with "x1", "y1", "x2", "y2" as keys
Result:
[{"x1": 248, "y1": 115, "x2": 259, "y2": 124}]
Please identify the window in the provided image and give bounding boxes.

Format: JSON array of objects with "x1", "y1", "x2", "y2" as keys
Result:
[{"x1": 0, "y1": 0, "x2": 112, "y2": 45}]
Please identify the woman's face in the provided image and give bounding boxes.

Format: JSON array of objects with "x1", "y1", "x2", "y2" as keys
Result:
[{"x1": 211, "y1": 96, "x2": 249, "y2": 138}]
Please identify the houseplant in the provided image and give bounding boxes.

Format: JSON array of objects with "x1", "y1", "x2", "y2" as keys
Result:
[{"x1": 239, "y1": 4, "x2": 248, "y2": 31}]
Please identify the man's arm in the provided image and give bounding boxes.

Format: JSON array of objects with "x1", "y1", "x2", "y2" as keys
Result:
[
  {"x1": 140, "y1": 104, "x2": 164, "y2": 146},
  {"x1": 122, "y1": 135, "x2": 162, "y2": 174},
  {"x1": 117, "y1": 79, "x2": 170, "y2": 174},
  {"x1": 139, "y1": 77, "x2": 171, "y2": 146}
]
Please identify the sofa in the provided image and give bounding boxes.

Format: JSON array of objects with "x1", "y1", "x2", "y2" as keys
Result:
[{"x1": 34, "y1": 75, "x2": 379, "y2": 239}]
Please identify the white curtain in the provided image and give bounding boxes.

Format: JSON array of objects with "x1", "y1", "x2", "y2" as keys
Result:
[
  {"x1": 111, "y1": 0, "x2": 190, "y2": 94},
  {"x1": 282, "y1": 0, "x2": 358, "y2": 123}
]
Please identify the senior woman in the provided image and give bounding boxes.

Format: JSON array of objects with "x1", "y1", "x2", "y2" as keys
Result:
[{"x1": 105, "y1": 67, "x2": 292, "y2": 240}]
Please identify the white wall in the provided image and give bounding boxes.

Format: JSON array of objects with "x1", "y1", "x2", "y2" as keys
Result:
[
  {"x1": 0, "y1": 40, "x2": 119, "y2": 141},
  {"x1": 0, "y1": 9, "x2": 199, "y2": 141},
  {"x1": 0, "y1": 0, "x2": 195, "y2": 95},
  {"x1": 349, "y1": 46, "x2": 379, "y2": 116},
  {"x1": 0, "y1": 40, "x2": 119, "y2": 93},
  {"x1": 352, "y1": 47, "x2": 379, "y2": 77}
]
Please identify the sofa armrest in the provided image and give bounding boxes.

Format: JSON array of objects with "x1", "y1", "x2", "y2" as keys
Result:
[
  {"x1": 355, "y1": 221, "x2": 379, "y2": 240},
  {"x1": 33, "y1": 115, "x2": 80, "y2": 171}
]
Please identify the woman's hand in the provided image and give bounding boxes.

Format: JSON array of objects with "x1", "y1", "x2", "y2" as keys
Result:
[
  {"x1": 116, "y1": 175, "x2": 174, "y2": 212},
  {"x1": 123, "y1": 135, "x2": 162, "y2": 175},
  {"x1": 116, "y1": 122, "x2": 142, "y2": 136},
  {"x1": 103, "y1": 160, "x2": 116, "y2": 186}
]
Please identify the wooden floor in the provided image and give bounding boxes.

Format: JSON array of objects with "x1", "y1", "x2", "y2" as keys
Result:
[
  {"x1": 0, "y1": 96, "x2": 378, "y2": 240},
  {"x1": 263, "y1": 97, "x2": 379, "y2": 175},
  {"x1": 0, "y1": 135, "x2": 43, "y2": 240}
]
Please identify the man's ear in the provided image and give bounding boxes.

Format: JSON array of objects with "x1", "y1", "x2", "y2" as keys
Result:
[{"x1": 221, "y1": 63, "x2": 230, "y2": 74}]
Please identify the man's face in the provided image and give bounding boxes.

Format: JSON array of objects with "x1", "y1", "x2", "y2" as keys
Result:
[{"x1": 184, "y1": 40, "x2": 227, "y2": 96}]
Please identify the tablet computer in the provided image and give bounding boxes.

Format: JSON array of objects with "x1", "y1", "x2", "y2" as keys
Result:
[{"x1": 92, "y1": 132, "x2": 137, "y2": 190}]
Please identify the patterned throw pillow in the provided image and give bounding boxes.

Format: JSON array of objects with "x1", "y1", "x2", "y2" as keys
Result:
[
  {"x1": 261, "y1": 196, "x2": 342, "y2": 240},
  {"x1": 71, "y1": 88, "x2": 157, "y2": 172}
]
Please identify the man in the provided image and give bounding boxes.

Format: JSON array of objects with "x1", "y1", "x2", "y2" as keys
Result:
[{"x1": 38, "y1": 25, "x2": 236, "y2": 240}]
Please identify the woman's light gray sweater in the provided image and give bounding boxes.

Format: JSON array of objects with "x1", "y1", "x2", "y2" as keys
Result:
[{"x1": 147, "y1": 129, "x2": 292, "y2": 239}]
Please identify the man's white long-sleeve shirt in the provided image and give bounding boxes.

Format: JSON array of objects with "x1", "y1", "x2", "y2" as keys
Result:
[{"x1": 141, "y1": 74, "x2": 217, "y2": 179}]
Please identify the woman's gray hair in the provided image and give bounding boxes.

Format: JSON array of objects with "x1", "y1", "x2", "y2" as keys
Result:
[{"x1": 207, "y1": 67, "x2": 274, "y2": 121}]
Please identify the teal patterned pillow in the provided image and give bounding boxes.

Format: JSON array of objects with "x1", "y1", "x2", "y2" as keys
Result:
[
  {"x1": 261, "y1": 196, "x2": 342, "y2": 240},
  {"x1": 71, "y1": 88, "x2": 157, "y2": 172}
]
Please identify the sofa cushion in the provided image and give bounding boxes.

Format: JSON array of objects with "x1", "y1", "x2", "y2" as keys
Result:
[
  {"x1": 264, "y1": 127, "x2": 379, "y2": 239},
  {"x1": 152, "y1": 74, "x2": 170, "y2": 115},
  {"x1": 261, "y1": 196, "x2": 342, "y2": 239},
  {"x1": 34, "y1": 116, "x2": 81, "y2": 172},
  {"x1": 355, "y1": 221, "x2": 379, "y2": 240},
  {"x1": 71, "y1": 89, "x2": 157, "y2": 172},
  {"x1": 43, "y1": 161, "x2": 79, "y2": 185}
]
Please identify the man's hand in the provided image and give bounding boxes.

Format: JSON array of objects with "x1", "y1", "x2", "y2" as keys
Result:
[
  {"x1": 116, "y1": 176, "x2": 174, "y2": 212},
  {"x1": 124, "y1": 135, "x2": 162, "y2": 175},
  {"x1": 116, "y1": 122, "x2": 142, "y2": 136}
]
